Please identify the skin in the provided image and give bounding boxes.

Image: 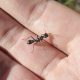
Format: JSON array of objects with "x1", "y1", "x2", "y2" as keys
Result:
[{"x1": 0, "y1": 0, "x2": 80, "y2": 80}]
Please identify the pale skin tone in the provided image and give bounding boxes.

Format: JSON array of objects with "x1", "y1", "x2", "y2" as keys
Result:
[{"x1": 0, "y1": 0, "x2": 80, "y2": 80}]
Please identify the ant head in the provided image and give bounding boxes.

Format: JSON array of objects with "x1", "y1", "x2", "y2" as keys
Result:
[
  {"x1": 44, "y1": 33, "x2": 48, "y2": 38},
  {"x1": 27, "y1": 40, "x2": 33, "y2": 44}
]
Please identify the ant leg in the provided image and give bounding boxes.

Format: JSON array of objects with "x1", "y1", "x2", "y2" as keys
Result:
[
  {"x1": 22, "y1": 36, "x2": 35, "y2": 41},
  {"x1": 22, "y1": 36, "x2": 31, "y2": 41},
  {"x1": 37, "y1": 35, "x2": 39, "y2": 39},
  {"x1": 31, "y1": 36, "x2": 35, "y2": 41},
  {"x1": 37, "y1": 35, "x2": 43, "y2": 42},
  {"x1": 31, "y1": 42, "x2": 37, "y2": 53},
  {"x1": 30, "y1": 36, "x2": 37, "y2": 53}
]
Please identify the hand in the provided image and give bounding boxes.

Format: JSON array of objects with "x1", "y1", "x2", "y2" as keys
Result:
[{"x1": 0, "y1": 0, "x2": 80, "y2": 80}]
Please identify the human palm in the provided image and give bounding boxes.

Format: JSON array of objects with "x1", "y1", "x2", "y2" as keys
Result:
[{"x1": 0, "y1": 0, "x2": 80, "y2": 80}]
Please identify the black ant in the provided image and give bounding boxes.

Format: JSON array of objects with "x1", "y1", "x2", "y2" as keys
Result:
[{"x1": 27, "y1": 33, "x2": 48, "y2": 44}]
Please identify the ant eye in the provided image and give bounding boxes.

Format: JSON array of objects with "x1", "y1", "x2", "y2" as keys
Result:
[{"x1": 45, "y1": 33, "x2": 48, "y2": 38}]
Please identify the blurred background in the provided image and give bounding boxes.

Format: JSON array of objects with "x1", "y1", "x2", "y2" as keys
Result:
[{"x1": 55, "y1": 0, "x2": 80, "y2": 13}]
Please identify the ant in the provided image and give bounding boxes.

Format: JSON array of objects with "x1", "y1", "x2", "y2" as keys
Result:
[{"x1": 27, "y1": 33, "x2": 49, "y2": 44}]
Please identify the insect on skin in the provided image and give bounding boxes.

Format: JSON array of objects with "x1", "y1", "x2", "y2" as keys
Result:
[{"x1": 27, "y1": 33, "x2": 49, "y2": 44}]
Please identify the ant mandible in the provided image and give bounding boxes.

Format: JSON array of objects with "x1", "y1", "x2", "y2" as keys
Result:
[{"x1": 27, "y1": 33, "x2": 48, "y2": 44}]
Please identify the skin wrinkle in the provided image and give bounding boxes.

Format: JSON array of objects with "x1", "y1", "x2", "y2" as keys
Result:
[
  {"x1": 41, "y1": 52, "x2": 66, "y2": 77},
  {"x1": 28, "y1": 0, "x2": 48, "y2": 24},
  {"x1": 16, "y1": 0, "x2": 41, "y2": 23},
  {"x1": 9, "y1": 28, "x2": 26, "y2": 51},
  {"x1": 0, "y1": 0, "x2": 43, "y2": 23},
  {"x1": 41, "y1": 52, "x2": 58, "y2": 75},
  {"x1": 0, "y1": 25, "x2": 24, "y2": 50},
  {"x1": 0, "y1": 9, "x2": 23, "y2": 40},
  {"x1": 27, "y1": 0, "x2": 43, "y2": 22},
  {"x1": 0, "y1": 25, "x2": 16, "y2": 46},
  {"x1": 0, "y1": 0, "x2": 49, "y2": 29},
  {"x1": 0, "y1": 24, "x2": 15, "y2": 40}
]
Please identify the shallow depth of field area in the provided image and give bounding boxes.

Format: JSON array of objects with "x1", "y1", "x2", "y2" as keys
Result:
[{"x1": 55, "y1": 0, "x2": 80, "y2": 12}]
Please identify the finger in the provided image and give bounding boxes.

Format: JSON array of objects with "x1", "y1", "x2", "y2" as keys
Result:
[
  {"x1": 45, "y1": 36, "x2": 80, "y2": 80},
  {"x1": 1, "y1": 0, "x2": 80, "y2": 55},
  {"x1": 0, "y1": 7, "x2": 66, "y2": 79},
  {"x1": 7, "y1": 64, "x2": 42, "y2": 80},
  {"x1": 27, "y1": 1, "x2": 80, "y2": 55},
  {"x1": 44, "y1": 57, "x2": 80, "y2": 80},
  {"x1": 0, "y1": 0, "x2": 42, "y2": 22},
  {"x1": 0, "y1": 50, "x2": 41, "y2": 80}
]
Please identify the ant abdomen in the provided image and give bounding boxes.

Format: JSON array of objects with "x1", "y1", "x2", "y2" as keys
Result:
[{"x1": 27, "y1": 40, "x2": 34, "y2": 44}]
